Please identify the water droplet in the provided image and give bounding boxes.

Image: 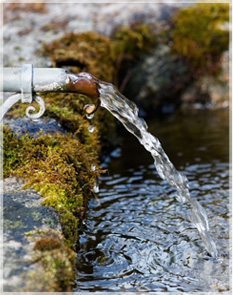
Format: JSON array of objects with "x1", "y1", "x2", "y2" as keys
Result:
[
  {"x1": 91, "y1": 164, "x2": 96, "y2": 171},
  {"x1": 88, "y1": 125, "x2": 94, "y2": 133},
  {"x1": 84, "y1": 104, "x2": 96, "y2": 115},
  {"x1": 93, "y1": 182, "x2": 99, "y2": 193},
  {"x1": 86, "y1": 113, "x2": 94, "y2": 120}
]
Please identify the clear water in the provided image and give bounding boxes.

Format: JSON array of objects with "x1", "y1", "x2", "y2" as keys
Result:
[
  {"x1": 98, "y1": 81, "x2": 217, "y2": 257},
  {"x1": 75, "y1": 103, "x2": 230, "y2": 291}
]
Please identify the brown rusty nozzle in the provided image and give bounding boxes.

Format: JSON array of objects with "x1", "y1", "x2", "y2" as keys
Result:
[{"x1": 67, "y1": 72, "x2": 100, "y2": 115}]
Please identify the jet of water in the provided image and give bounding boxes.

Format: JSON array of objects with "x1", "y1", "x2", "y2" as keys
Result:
[{"x1": 97, "y1": 80, "x2": 218, "y2": 258}]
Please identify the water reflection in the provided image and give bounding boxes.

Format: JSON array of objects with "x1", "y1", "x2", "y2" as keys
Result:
[{"x1": 75, "y1": 109, "x2": 230, "y2": 292}]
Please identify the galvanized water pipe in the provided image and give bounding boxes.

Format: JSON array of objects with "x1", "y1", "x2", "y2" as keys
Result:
[
  {"x1": 1, "y1": 64, "x2": 100, "y2": 122},
  {"x1": 4, "y1": 67, "x2": 71, "y2": 93}
]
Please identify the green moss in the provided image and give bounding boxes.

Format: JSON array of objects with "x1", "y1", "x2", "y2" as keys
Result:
[
  {"x1": 42, "y1": 31, "x2": 115, "y2": 82},
  {"x1": 110, "y1": 23, "x2": 157, "y2": 88},
  {"x1": 3, "y1": 127, "x2": 101, "y2": 246},
  {"x1": 111, "y1": 23, "x2": 156, "y2": 61},
  {"x1": 24, "y1": 229, "x2": 76, "y2": 292},
  {"x1": 170, "y1": 3, "x2": 229, "y2": 72},
  {"x1": 33, "y1": 237, "x2": 62, "y2": 251},
  {"x1": 40, "y1": 92, "x2": 118, "y2": 148}
]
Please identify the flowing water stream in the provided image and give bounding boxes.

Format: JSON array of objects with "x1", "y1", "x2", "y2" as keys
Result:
[
  {"x1": 75, "y1": 82, "x2": 230, "y2": 292},
  {"x1": 98, "y1": 81, "x2": 217, "y2": 257}
]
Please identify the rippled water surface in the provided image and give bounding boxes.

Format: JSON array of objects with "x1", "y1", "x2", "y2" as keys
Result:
[{"x1": 75, "y1": 109, "x2": 230, "y2": 292}]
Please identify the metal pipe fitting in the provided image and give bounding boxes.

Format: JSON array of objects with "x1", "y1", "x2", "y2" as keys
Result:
[{"x1": 1, "y1": 64, "x2": 101, "y2": 121}]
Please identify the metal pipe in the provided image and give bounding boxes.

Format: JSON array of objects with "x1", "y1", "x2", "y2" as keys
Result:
[
  {"x1": 3, "y1": 67, "x2": 100, "y2": 108},
  {"x1": 4, "y1": 67, "x2": 74, "y2": 93},
  {"x1": 1, "y1": 66, "x2": 101, "y2": 121}
]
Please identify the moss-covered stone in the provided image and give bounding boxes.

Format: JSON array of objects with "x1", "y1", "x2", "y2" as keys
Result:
[
  {"x1": 24, "y1": 229, "x2": 76, "y2": 292},
  {"x1": 42, "y1": 31, "x2": 115, "y2": 82},
  {"x1": 170, "y1": 3, "x2": 229, "y2": 73},
  {"x1": 110, "y1": 23, "x2": 157, "y2": 89},
  {"x1": 3, "y1": 127, "x2": 101, "y2": 246},
  {"x1": 112, "y1": 23, "x2": 156, "y2": 60},
  {"x1": 122, "y1": 5, "x2": 229, "y2": 112}
]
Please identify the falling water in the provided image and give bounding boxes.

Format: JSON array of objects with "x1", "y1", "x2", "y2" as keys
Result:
[
  {"x1": 86, "y1": 113, "x2": 95, "y2": 120},
  {"x1": 97, "y1": 81, "x2": 218, "y2": 258},
  {"x1": 88, "y1": 125, "x2": 95, "y2": 133}
]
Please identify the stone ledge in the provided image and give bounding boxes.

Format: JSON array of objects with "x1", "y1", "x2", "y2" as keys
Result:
[{"x1": 2, "y1": 177, "x2": 62, "y2": 291}]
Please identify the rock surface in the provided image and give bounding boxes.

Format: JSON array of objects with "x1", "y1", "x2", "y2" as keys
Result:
[
  {"x1": 2, "y1": 177, "x2": 61, "y2": 291},
  {"x1": 1, "y1": 116, "x2": 67, "y2": 291},
  {"x1": 3, "y1": 2, "x2": 187, "y2": 67},
  {"x1": 4, "y1": 117, "x2": 66, "y2": 136}
]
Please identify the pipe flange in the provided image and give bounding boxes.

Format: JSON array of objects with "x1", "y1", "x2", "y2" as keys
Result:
[{"x1": 21, "y1": 64, "x2": 33, "y2": 103}]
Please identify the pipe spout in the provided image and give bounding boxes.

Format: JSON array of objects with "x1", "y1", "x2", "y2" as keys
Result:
[{"x1": 65, "y1": 72, "x2": 100, "y2": 115}]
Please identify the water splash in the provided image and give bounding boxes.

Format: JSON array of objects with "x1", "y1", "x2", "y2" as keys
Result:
[
  {"x1": 86, "y1": 113, "x2": 95, "y2": 120},
  {"x1": 93, "y1": 182, "x2": 99, "y2": 194},
  {"x1": 98, "y1": 80, "x2": 218, "y2": 258},
  {"x1": 91, "y1": 164, "x2": 96, "y2": 172}
]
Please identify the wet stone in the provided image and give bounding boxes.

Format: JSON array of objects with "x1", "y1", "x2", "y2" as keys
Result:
[
  {"x1": 2, "y1": 177, "x2": 61, "y2": 291},
  {"x1": 3, "y1": 117, "x2": 66, "y2": 137}
]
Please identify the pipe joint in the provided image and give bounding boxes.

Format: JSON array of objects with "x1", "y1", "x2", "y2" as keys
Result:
[{"x1": 20, "y1": 64, "x2": 33, "y2": 104}]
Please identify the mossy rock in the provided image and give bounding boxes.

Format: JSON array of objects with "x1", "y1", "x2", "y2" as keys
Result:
[
  {"x1": 3, "y1": 127, "x2": 101, "y2": 246},
  {"x1": 41, "y1": 24, "x2": 156, "y2": 84},
  {"x1": 124, "y1": 45, "x2": 191, "y2": 114},
  {"x1": 23, "y1": 229, "x2": 76, "y2": 292},
  {"x1": 111, "y1": 23, "x2": 156, "y2": 61},
  {"x1": 42, "y1": 31, "x2": 115, "y2": 82},
  {"x1": 170, "y1": 3, "x2": 229, "y2": 73}
]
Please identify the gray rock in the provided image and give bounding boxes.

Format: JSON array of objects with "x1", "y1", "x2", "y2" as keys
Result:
[
  {"x1": 181, "y1": 50, "x2": 230, "y2": 109},
  {"x1": 124, "y1": 43, "x2": 229, "y2": 113},
  {"x1": 4, "y1": 117, "x2": 66, "y2": 137},
  {"x1": 2, "y1": 177, "x2": 61, "y2": 291},
  {"x1": 124, "y1": 45, "x2": 190, "y2": 114},
  {"x1": 2, "y1": 114, "x2": 65, "y2": 291}
]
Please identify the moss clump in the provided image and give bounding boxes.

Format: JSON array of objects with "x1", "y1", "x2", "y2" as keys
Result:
[
  {"x1": 41, "y1": 25, "x2": 156, "y2": 83},
  {"x1": 42, "y1": 92, "x2": 118, "y2": 149},
  {"x1": 110, "y1": 23, "x2": 157, "y2": 88},
  {"x1": 42, "y1": 32, "x2": 115, "y2": 82},
  {"x1": 33, "y1": 237, "x2": 63, "y2": 251},
  {"x1": 111, "y1": 23, "x2": 156, "y2": 62},
  {"x1": 170, "y1": 3, "x2": 229, "y2": 73},
  {"x1": 24, "y1": 229, "x2": 76, "y2": 292},
  {"x1": 3, "y1": 127, "x2": 101, "y2": 246}
]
